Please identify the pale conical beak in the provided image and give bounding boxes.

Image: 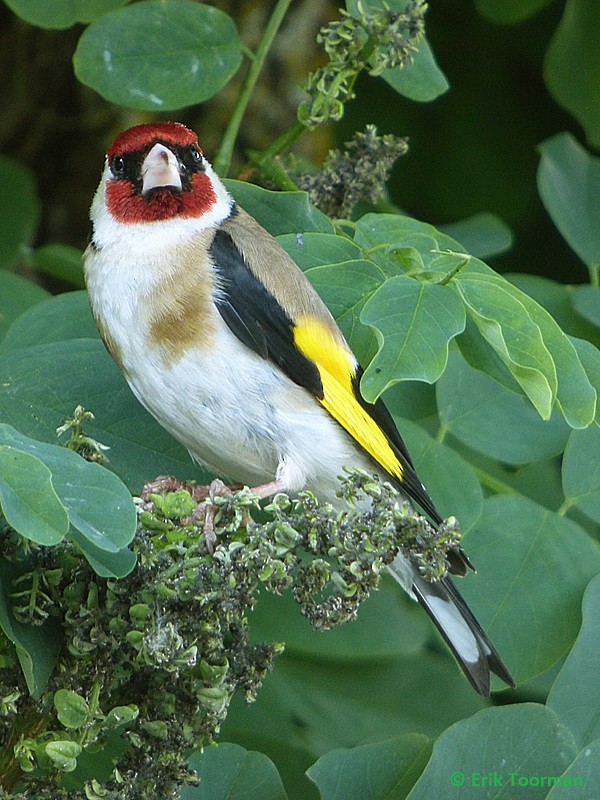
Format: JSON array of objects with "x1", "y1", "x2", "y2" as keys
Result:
[{"x1": 141, "y1": 143, "x2": 182, "y2": 194}]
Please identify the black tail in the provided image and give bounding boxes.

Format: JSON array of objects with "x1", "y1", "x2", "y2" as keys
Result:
[{"x1": 411, "y1": 572, "x2": 515, "y2": 697}]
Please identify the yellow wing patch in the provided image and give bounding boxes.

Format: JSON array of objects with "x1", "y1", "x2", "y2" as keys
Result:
[{"x1": 293, "y1": 315, "x2": 403, "y2": 481}]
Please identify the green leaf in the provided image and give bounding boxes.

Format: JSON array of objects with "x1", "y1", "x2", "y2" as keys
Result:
[
  {"x1": 439, "y1": 213, "x2": 513, "y2": 259},
  {"x1": 354, "y1": 213, "x2": 459, "y2": 270},
  {"x1": 571, "y1": 285, "x2": 600, "y2": 330},
  {"x1": 456, "y1": 266, "x2": 597, "y2": 427},
  {"x1": 4, "y1": 0, "x2": 130, "y2": 28},
  {"x1": 68, "y1": 527, "x2": 136, "y2": 578},
  {"x1": 73, "y1": 0, "x2": 242, "y2": 111},
  {"x1": 357, "y1": 215, "x2": 597, "y2": 426},
  {"x1": 380, "y1": 39, "x2": 449, "y2": 102},
  {"x1": 226, "y1": 181, "x2": 334, "y2": 236},
  {"x1": 60, "y1": 729, "x2": 129, "y2": 790},
  {"x1": 508, "y1": 274, "x2": 600, "y2": 342},
  {"x1": 249, "y1": 579, "x2": 429, "y2": 662},
  {"x1": 397, "y1": 417, "x2": 484, "y2": 531},
  {"x1": 537, "y1": 134, "x2": 600, "y2": 269},
  {"x1": 570, "y1": 338, "x2": 600, "y2": 417},
  {"x1": 0, "y1": 445, "x2": 68, "y2": 545},
  {"x1": 45, "y1": 740, "x2": 82, "y2": 772},
  {"x1": 0, "y1": 332, "x2": 209, "y2": 493},
  {"x1": 30, "y1": 245, "x2": 85, "y2": 289},
  {"x1": 346, "y1": 0, "x2": 449, "y2": 102},
  {"x1": 307, "y1": 260, "x2": 386, "y2": 363},
  {"x1": 545, "y1": 5, "x2": 600, "y2": 149},
  {"x1": 525, "y1": 313, "x2": 597, "y2": 431},
  {"x1": 562, "y1": 424, "x2": 600, "y2": 524},
  {"x1": 183, "y1": 743, "x2": 288, "y2": 800},
  {"x1": 460, "y1": 495, "x2": 600, "y2": 686},
  {"x1": 475, "y1": 0, "x2": 554, "y2": 24},
  {"x1": 360, "y1": 276, "x2": 466, "y2": 400},
  {"x1": 0, "y1": 290, "x2": 100, "y2": 355},
  {"x1": 547, "y1": 574, "x2": 600, "y2": 749},
  {"x1": 222, "y1": 650, "x2": 485, "y2": 759},
  {"x1": 437, "y1": 351, "x2": 570, "y2": 465},
  {"x1": 54, "y1": 689, "x2": 89, "y2": 729},
  {"x1": 454, "y1": 270, "x2": 557, "y2": 420},
  {"x1": 0, "y1": 557, "x2": 62, "y2": 698},
  {"x1": 546, "y1": 737, "x2": 600, "y2": 799},
  {"x1": 276, "y1": 232, "x2": 364, "y2": 271},
  {"x1": 307, "y1": 734, "x2": 431, "y2": 800},
  {"x1": 378, "y1": 379, "x2": 437, "y2": 424},
  {"x1": 216, "y1": 736, "x2": 320, "y2": 800},
  {"x1": 0, "y1": 156, "x2": 39, "y2": 268},
  {"x1": 495, "y1": 456, "x2": 564, "y2": 513},
  {"x1": 407, "y1": 704, "x2": 577, "y2": 800},
  {"x1": 344, "y1": 0, "x2": 449, "y2": 101},
  {"x1": 0, "y1": 272, "x2": 48, "y2": 343},
  {"x1": 456, "y1": 314, "x2": 528, "y2": 390},
  {"x1": 104, "y1": 704, "x2": 138, "y2": 729},
  {"x1": 0, "y1": 425, "x2": 136, "y2": 553}
]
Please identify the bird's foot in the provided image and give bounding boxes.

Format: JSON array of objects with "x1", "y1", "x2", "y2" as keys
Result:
[
  {"x1": 182, "y1": 479, "x2": 241, "y2": 554},
  {"x1": 248, "y1": 478, "x2": 286, "y2": 499},
  {"x1": 141, "y1": 475, "x2": 211, "y2": 502},
  {"x1": 142, "y1": 475, "x2": 278, "y2": 554}
]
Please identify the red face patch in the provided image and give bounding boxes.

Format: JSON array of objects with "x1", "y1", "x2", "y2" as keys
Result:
[
  {"x1": 104, "y1": 123, "x2": 216, "y2": 224},
  {"x1": 106, "y1": 171, "x2": 217, "y2": 224}
]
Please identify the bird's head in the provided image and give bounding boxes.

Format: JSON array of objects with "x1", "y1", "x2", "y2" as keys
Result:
[{"x1": 90, "y1": 122, "x2": 232, "y2": 248}]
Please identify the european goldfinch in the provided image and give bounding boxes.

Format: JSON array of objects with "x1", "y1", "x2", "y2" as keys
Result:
[{"x1": 84, "y1": 122, "x2": 515, "y2": 697}]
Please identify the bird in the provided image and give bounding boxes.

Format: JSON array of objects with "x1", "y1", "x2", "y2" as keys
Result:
[{"x1": 84, "y1": 121, "x2": 515, "y2": 697}]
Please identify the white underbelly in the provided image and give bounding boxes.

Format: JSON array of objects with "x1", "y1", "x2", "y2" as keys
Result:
[{"x1": 125, "y1": 321, "x2": 374, "y2": 501}]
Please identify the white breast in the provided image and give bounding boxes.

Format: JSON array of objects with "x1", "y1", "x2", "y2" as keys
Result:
[{"x1": 84, "y1": 240, "x2": 373, "y2": 501}]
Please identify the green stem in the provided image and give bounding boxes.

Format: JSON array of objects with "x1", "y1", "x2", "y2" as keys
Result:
[
  {"x1": 0, "y1": 709, "x2": 52, "y2": 791},
  {"x1": 589, "y1": 263, "x2": 600, "y2": 288},
  {"x1": 28, "y1": 570, "x2": 39, "y2": 619},
  {"x1": 334, "y1": 219, "x2": 358, "y2": 237},
  {"x1": 556, "y1": 497, "x2": 574, "y2": 517},
  {"x1": 433, "y1": 252, "x2": 471, "y2": 286},
  {"x1": 472, "y1": 467, "x2": 518, "y2": 497},
  {"x1": 213, "y1": 0, "x2": 295, "y2": 177},
  {"x1": 78, "y1": 679, "x2": 102, "y2": 746},
  {"x1": 234, "y1": 0, "x2": 385, "y2": 177},
  {"x1": 250, "y1": 120, "x2": 306, "y2": 169},
  {"x1": 252, "y1": 154, "x2": 300, "y2": 190},
  {"x1": 88, "y1": 680, "x2": 101, "y2": 719}
]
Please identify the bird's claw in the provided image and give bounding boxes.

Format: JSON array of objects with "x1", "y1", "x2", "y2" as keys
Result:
[
  {"x1": 187, "y1": 479, "x2": 234, "y2": 554},
  {"x1": 143, "y1": 476, "x2": 245, "y2": 553}
]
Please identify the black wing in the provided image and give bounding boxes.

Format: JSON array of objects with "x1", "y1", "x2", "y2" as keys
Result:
[
  {"x1": 209, "y1": 223, "x2": 471, "y2": 574},
  {"x1": 210, "y1": 227, "x2": 323, "y2": 399}
]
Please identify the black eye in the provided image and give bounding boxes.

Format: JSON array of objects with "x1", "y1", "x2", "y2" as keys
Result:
[
  {"x1": 180, "y1": 146, "x2": 203, "y2": 173},
  {"x1": 109, "y1": 155, "x2": 126, "y2": 179}
]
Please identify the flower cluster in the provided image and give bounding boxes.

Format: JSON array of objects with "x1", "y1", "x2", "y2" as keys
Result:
[
  {"x1": 299, "y1": 0, "x2": 427, "y2": 126},
  {"x1": 297, "y1": 124, "x2": 409, "y2": 217},
  {"x1": 0, "y1": 468, "x2": 458, "y2": 798}
]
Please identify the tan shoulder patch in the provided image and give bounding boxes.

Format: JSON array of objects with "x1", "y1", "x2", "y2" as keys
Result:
[
  {"x1": 221, "y1": 208, "x2": 344, "y2": 345},
  {"x1": 147, "y1": 232, "x2": 218, "y2": 365}
]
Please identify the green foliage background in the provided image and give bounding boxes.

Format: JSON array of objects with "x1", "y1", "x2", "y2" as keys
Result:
[{"x1": 1, "y1": 0, "x2": 600, "y2": 798}]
